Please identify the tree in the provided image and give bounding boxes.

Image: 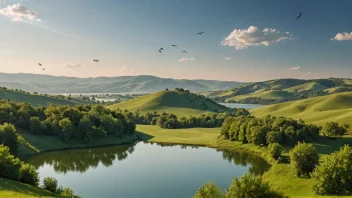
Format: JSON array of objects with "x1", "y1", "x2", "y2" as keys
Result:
[
  {"x1": 225, "y1": 173, "x2": 286, "y2": 198},
  {"x1": 194, "y1": 182, "x2": 224, "y2": 198},
  {"x1": 268, "y1": 143, "x2": 282, "y2": 160},
  {"x1": 19, "y1": 164, "x2": 39, "y2": 186},
  {"x1": 311, "y1": 145, "x2": 352, "y2": 195},
  {"x1": 266, "y1": 131, "x2": 282, "y2": 144},
  {"x1": 59, "y1": 118, "x2": 74, "y2": 142},
  {"x1": 289, "y1": 142, "x2": 319, "y2": 177},
  {"x1": 43, "y1": 177, "x2": 58, "y2": 192},
  {"x1": 323, "y1": 122, "x2": 347, "y2": 138},
  {"x1": 0, "y1": 123, "x2": 18, "y2": 155},
  {"x1": 0, "y1": 145, "x2": 21, "y2": 181},
  {"x1": 29, "y1": 116, "x2": 42, "y2": 135},
  {"x1": 75, "y1": 116, "x2": 93, "y2": 140}
]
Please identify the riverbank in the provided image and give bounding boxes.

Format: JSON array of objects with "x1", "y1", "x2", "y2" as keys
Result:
[
  {"x1": 17, "y1": 129, "x2": 138, "y2": 158},
  {"x1": 137, "y1": 125, "x2": 352, "y2": 197}
]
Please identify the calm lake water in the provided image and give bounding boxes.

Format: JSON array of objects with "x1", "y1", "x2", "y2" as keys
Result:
[
  {"x1": 220, "y1": 103, "x2": 265, "y2": 109},
  {"x1": 26, "y1": 142, "x2": 270, "y2": 198}
]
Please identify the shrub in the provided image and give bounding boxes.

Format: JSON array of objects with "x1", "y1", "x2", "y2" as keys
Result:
[
  {"x1": 268, "y1": 143, "x2": 282, "y2": 160},
  {"x1": 225, "y1": 173, "x2": 286, "y2": 198},
  {"x1": 323, "y1": 122, "x2": 348, "y2": 137},
  {"x1": 289, "y1": 142, "x2": 319, "y2": 177},
  {"x1": 19, "y1": 164, "x2": 39, "y2": 186},
  {"x1": 0, "y1": 123, "x2": 19, "y2": 155},
  {"x1": 194, "y1": 182, "x2": 224, "y2": 198},
  {"x1": 311, "y1": 145, "x2": 352, "y2": 195},
  {"x1": 43, "y1": 177, "x2": 58, "y2": 192}
]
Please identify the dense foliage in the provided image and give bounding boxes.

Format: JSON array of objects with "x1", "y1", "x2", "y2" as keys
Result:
[
  {"x1": 43, "y1": 177, "x2": 58, "y2": 192},
  {"x1": 123, "y1": 108, "x2": 249, "y2": 129},
  {"x1": 0, "y1": 145, "x2": 39, "y2": 185},
  {"x1": 0, "y1": 123, "x2": 18, "y2": 155},
  {"x1": 311, "y1": 145, "x2": 352, "y2": 195},
  {"x1": 0, "y1": 100, "x2": 136, "y2": 144},
  {"x1": 221, "y1": 115, "x2": 321, "y2": 146},
  {"x1": 323, "y1": 122, "x2": 349, "y2": 138},
  {"x1": 289, "y1": 142, "x2": 319, "y2": 177},
  {"x1": 194, "y1": 173, "x2": 286, "y2": 198}
]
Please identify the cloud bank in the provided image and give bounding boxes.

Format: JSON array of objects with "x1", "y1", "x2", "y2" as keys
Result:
[
  {"x1": 61, "y1": 63, "x2": 84, "y2": 69},
  {"x1": 222, "y1": 26, "x2": 292, "y2": 49},
  {"x1": 289, "y1": 66, "x2": 300, "y2": 71},
  {"x1": 331, "y1": 32, "x2": 352, "y2": 41},
  {"x1": 224, "y1": 57, "x2": 231, "y2": 60}
]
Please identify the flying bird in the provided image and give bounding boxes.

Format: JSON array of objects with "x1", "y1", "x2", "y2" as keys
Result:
[
  {"x1": 295, "y1": 12, "x2": 302, "y2": 21},
  {"x1": 38, "y1": 63, "x2": 42, "y2": 66},
  {"x1": 93, "y1": 59, "x2": 99, "y2": 62},
  {"x1": 42, "y1": 68, "x2": 45, "y2": 71},
  {"x1": 158, "y1": 50, "x2": 162, "y2": 53},
  {"x1": 171, "y1": 45, "x2": 178, "y2": 47},
  {"x1": 159, "y1": 48, "x2": 164, "y2": 51},
  {"x1": 196, "y1": 32, "x2": 204, "y2": 35},
  {"x1": 182, "y1": 51, "x2": 187, "y2": 53}
]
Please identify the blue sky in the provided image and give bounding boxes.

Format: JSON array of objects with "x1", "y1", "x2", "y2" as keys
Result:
[{"x1": 0, "y1": 0, "x2": 351, "y2": 82}]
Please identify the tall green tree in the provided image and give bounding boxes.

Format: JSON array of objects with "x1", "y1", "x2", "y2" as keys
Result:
[
  {"x1": 290, "y1": 142, "x2": 319, "y2": 177},
  {"x1": 0, "y1": 123, "x2": 18, "y2": 155},
  {"x1": 194, "y1": 182, "x2": 224, "y2": 198}
]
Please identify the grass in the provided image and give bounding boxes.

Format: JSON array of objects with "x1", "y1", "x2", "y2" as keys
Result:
[
  {"x1": 136, "y1": 125, "x2": 219, "y2": 146},
  {"x1": 109, "y1": 90, "x2": 231, "y2": 117},
  {"x1": 0, "y1": 178, "x2": 58, "y2": 198},
  {"x1": 250, "y1": 92, "x2": 352, "y2": 127},
  {"x1": 0, "y1": 89, "x2": 88, "y2": 107},
  {"x1": 229, "y1": 90, "x2": 295, "y2": 101},
  {"x1": 17, "y1": 129, "x2": 138, "y2": 157},
  {"x1": 284, "y1": 82, "x2": 327, "y2": 93}
]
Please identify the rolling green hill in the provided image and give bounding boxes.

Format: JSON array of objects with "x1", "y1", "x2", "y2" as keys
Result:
[
  {"x1": 0, "y1": 88, "x2": 89, "y2": 107},
  {"x1": 109, "y1": 90, "x2": 231, "y2": 117},
  {"x1": 203, "y1": 78, "x2": 352, "y2": 105},
  {"x1": 0, "y1": 73, "x2": 244, "y2": 94},
  {"x1": 250, "y1": 92, "x2": 352, "y2": 127}
]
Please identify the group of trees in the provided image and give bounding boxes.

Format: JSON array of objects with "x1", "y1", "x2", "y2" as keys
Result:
[
  {"x1": 120, "y1": 108, "x2": 249, "y2": 129},
  {"x1": 43, "y1": 177, "x2": 80, "y2": 198},
  {"x1": 323, "y1": 122, "x2": 349, "y2": 138},
  {"x1": 194, "y1": 173, "x2": 286, "y2": 198},
  {"x1": 0, "y1": 100, "x2": 136, "y2": 145},
  {"x1": 221, "y1": 115, "x2": 321, "y2": 146}
]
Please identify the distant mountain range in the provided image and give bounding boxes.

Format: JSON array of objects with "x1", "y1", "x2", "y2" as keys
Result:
[{"x1": 0, "y1": 73, "x2": 244, "y2": 94}]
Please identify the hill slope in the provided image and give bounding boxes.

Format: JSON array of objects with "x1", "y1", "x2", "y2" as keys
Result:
[
  {"x1": 250, "y1": 92, "x2": 352, "y2": 127},
  {"x1": 109, "y1": 90, "x2": 231, "y2": 117},
  {"x1": 0, "y1": 88, "x2": 88, "y2": 107},
  {"x1": 0, "y1": 73, "x2": 244, "y2": 94},
  {"x1": 203, "y1": 78, "x2": 352, "y2": 105}
]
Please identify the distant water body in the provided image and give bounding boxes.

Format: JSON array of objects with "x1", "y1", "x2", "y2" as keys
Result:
[{"x1": 220, "y1": 103, "x2": 265, "y2": 109}]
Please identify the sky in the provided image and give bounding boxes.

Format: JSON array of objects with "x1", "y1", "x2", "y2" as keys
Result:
[{"x1": 0, "y1": 0, "x2": 351, "y2": 82}]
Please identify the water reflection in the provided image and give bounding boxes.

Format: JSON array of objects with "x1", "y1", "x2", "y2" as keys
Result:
[
  {"x1": 26, "y1": 144, "x2": 135, "y2": 173},
  {"x1": 220, "y1": 149, "x2": 270, "y2": 175},
  {"x1": 26, "y1": 143, "x2": 269, "y2": 175}
]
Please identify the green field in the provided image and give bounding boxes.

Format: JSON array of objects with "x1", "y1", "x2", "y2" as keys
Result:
[
  {"x1": 284, "y1": 82, "x2": 327, "y2": 93},
  {"x1": 0, "y1": 178, "x2": 59, "y2": 198},
  {"x1": 109, "y1": 90, "x2": 231, "y2": 117},
  {"x1": 250, "y1": 92, "x2": 352, "y2": 127},
  {"x1": 0, "y1": 89, "x2": 89, "y2": 107},
  {"x1": 137, "y1": 125, "x2": 220, "y2": 146},
  {"x1": 230, "y1": 90, "x2": 295, "y2": 101}
]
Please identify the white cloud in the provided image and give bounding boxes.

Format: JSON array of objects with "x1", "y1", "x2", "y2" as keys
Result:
[
  {"x1": 301, "y1": 72, "x2": 312, "y2": 76},
  {"x1": 289, "y1": 66, "x2": 300, "y2": 71},
  {"x1": 61, "y1": 63, "x2": 84, "y2": 69},
  {"x1": 120, "y1": 66, "x2": 135, "y2": 73},
  {"x1": 0, "y1": 3, "x2": 38, "y2": 21},
  {"x1": 222, "y1": 26, "x2": 292, "y2": 49},
  {"x1": 224, "y1": 57, "x2": 231, "y2": 60},
  {"x1": 179, "y1": 57, "x2": 195, "y2": 62},
  {"x1": 331, "y1": 32, "x2": 352, "y2": 41}
]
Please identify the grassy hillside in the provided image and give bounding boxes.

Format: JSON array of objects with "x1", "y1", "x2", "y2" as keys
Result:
[
  {"x1": 203, "y1": 78, "x2": 352, "y2": 105},
  {"x1": 109, "y1": 90, "x2": 231, "y2": 117},
  {"x1": 250, "y1": 92, "x2": 352, "y2": 127},
  {"x1": 0, "y1": 89, "x2": 89, "y2": 107},
  {"x1": 0, "y1": 73, "x2": 244, "y2": 93},
  {"x1": 0, "y1": 178, "x2": 58, "y2": 198}
]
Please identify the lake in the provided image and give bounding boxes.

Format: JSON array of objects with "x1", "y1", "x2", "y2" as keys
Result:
[
  {"x1": 220, "y1": 103, "x2": 265, "y2": 109},
  {"x1": 26, "y1": 142, "x2": 270, "y2": 198}
]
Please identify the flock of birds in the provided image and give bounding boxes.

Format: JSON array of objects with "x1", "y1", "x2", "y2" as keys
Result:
[{"x1": 37, "y1": 13, "x2": 303, "y2": 71}]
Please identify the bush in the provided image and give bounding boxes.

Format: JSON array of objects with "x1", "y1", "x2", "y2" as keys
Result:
[
  {"x1": 194, "y1": 182, "x2": 224, "y2": 198},
  {"x1": 0, "y1": 123, "x2": 19, "y2": 155},
  {"x1": 323, "y1": 122, "x2": 348, "y2": 137},
  {"x1": 225, "y1": 173, "x2": 286, "y2": 198},
  {"x1": 268, "y1": 143, "x2": 282, "y2": 160},
  {"x1": 43, "y1": 177, "x2": 58, "y2": 192},
  {"x1": 19, "y1": 164, "x2": 39, "y2": 186},
  {"x1": 311, "y1": 145, "x2": 352, "y2": 195},
  {"x1": 289, "y1": 142, "x2": 319, "y2": 177}
]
